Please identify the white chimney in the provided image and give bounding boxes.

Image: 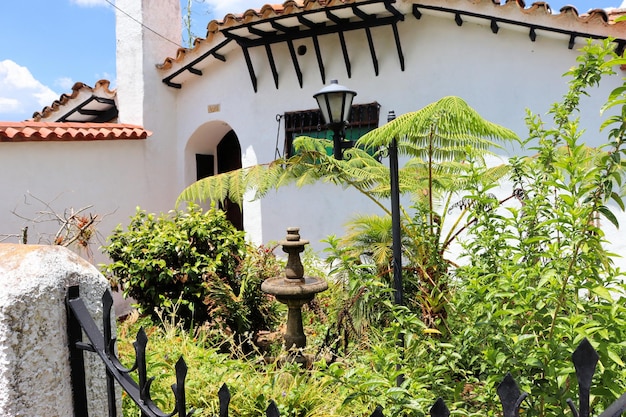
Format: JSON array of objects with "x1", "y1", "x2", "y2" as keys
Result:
[{"x1": 115, "y1": 0, "x2": 182, "y2": 125}]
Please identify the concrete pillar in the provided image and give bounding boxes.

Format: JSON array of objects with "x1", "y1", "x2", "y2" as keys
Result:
[{"x1": 0, "y1": 244, "x2": 116, "y2": 417}]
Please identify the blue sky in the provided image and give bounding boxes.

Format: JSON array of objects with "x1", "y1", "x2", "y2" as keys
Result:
[{"x1": 0, "y1": 0, "x2": 624, "y2": 122}]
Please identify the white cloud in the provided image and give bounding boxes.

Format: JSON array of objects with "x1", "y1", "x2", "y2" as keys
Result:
[
  {"x1": 0, "y1": 60, "x2": 58, "y2": 121},
  {"x1": 54, "y1": 77, "x2": 75, "y2": 91},
  {"x1": 70, "y1": 0, "x2": 109, "y2": 7},
  {"x1": 203, "y1": 0, "x2": 266, "y2": 19},
  {"x1": 0, "y1": 97, "x2": 21, "y2": 113}
]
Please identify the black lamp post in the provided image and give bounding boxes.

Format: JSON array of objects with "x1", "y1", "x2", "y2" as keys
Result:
[
  {"x1": 313, "y1": 80, "x2": 357, "y2": 160},
  {"x1": 313, "y1": 81, "x2": 403, "y2": 306},
  {"x1": 387, "y1": 110, "x2": 404, "y2": 307}
]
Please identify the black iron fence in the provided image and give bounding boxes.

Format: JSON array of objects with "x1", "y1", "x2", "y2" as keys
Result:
[{"x1": 66, "y1": 287, "x2": 626, "y2": 417}]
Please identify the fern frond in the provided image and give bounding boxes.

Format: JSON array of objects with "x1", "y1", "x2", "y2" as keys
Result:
[
  {"x1": 358, "y1": 96, "x2": 519, "y2": 157},
  {"x1": 341, "y1": 214, "x2": 394, "y2": 267},
  {"x1": 176, "y1": 170, "x2": 234, "y2": 206}
]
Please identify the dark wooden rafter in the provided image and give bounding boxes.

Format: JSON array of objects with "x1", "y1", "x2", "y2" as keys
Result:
[
  {"x1": 249, "y1": 25, "x2": 274, "y2": 38},
  {"x1": 297, "y1": 14, "x2": 327, "y2": 83},
  {"x1": 286, "y1": 39, "x2": 304, "y2": 87},
  {"x1": 311, "y1": 34, "x2": 326, "y2": 84},
  {"x1": 413, "y1": 5, "x2": 422, "y2": 20},
  {"x1": 162, "y1": 39, "x2": 231, "y2": 88},
  {"x1": 297, "y1": 14, "x2": 325, "y2": 31},
  {"x1": 491, "y1": 19, "x2": 499, "y2": 34},
  {"x1": 79, "y1": 106, "x2": 118, "y2": 121},
  {"x1": 325, "y1": 8, "x2": 349, "y2": 25},
  {"x1": 57, "y1": 96, "x2": 118, "y2": 123},
  {"x1": 272, "y1": 19, "x2": 299, "y2": 34},
  {"x1": 173, "y1": 0, "x2": 405, "y2": 92},
  {"x1": 274, "y1": 19, "x2": 305, "y2": 85},
  {"x1": 615, "y1": 39, "x2": 626, "y2": 57},
  {"x1": 338, "y1": 31, "x2": 352, "y2": 78},
  {"x1": 384, "y1": 1, "x2": 404, "y2": 20},
  {"x1": 387, "y1": 0, "x2": 406, "y2": 71},
  {"x1": 242, "y1": 46, "x2": 258, "y2": 92},
  {"x1": 365, "y1": 27, "x2": 379, "y2": 76},
  {"x1": 265, "y1": 44, "x2": 280, "y2": 89},
  {"x1": 455, "y1": 13, "x2": 463, "y2": 27},
  {"x1": 391, "y1": 21, "x2": 405, "y2": 72},
  {"x1": 325, "y1": 10, "x2": 353, "y2": 78},
  {"x1": 353, "y1": 7, "x2": 380, "y2": 76},
  {"x1": 413, "y1": 4, "x2": 626, "y2": 51}
]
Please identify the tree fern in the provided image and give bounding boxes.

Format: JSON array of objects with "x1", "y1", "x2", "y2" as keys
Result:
[
  {"x1": 357, "y1": 96, "x2": 518, "y2": 157},
  {"x1": 176, "y1": 96, "x2": 519, "y2": 332}
]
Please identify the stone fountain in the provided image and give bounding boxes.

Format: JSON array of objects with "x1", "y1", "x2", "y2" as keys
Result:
[{"x1": 261, "y1": 227, "x2": 328, "y2": 361}]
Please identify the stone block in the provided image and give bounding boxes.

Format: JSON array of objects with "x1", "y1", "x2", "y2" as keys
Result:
[{"x1": 0, "y1": 244, "x2": 117, "y2": 417}]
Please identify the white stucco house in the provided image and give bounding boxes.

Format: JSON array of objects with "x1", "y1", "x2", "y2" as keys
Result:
[{"x1": 1, "y1": 0, "x2": 625, "y2": 265}]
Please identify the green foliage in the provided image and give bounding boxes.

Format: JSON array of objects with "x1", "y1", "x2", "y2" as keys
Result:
[
  {"x1": 357, "y1": 96, "x2": 518, "y2": 159},
  {"x1": 177, "y1": 97, "x2": 517, "y2": 208},
  {"x1": 118, "y1": 41, "x2": 626, "y2": 417},
  {"x1": 333, "y1": 97, "x2": 519, "y2": 333},
  {"x1": 452, "y1": 39, "x2": 626, "y2": 417},
  {"x1": 116, "y1": 307, "x2": 460, "y2": 417},
  {"x1": 116, "y1": 314, "x2": 362, "y2": 417},
  {"x1": 177, "y1": 96, "x2": 518, "y2": 336},
  {"x1": 102, "y1": 204, "x2": 280, "y2": 337},
  {"x1": 320, "y1": 235, "x2": 395, "y2": 354}
]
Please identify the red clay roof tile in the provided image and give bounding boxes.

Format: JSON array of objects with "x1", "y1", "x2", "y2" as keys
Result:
[
  {"x1": 0, "y1": 122, "x2": 151, "y2": 142},
  {"x1": 157, "y1": 0, "x2": 626, "y2": 71},
  {"x1": 31, "y1": 80, "x2": 116, "y2": 122}
]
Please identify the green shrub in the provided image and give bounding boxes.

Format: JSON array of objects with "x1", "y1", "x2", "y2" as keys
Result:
[
  {"x1": 450, "y1": 40, "x2": 626, "y2": 417},
  {"x1": 102, "y1": 204, "x2": 279, "y2": 336}
]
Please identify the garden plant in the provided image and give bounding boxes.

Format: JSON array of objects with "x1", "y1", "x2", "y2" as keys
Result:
[
  {"x1": 111, "y1": 39, "x2": 626, "y2": 417},
  {"x1": 103, "y1": 204, "x2": 281, "y2": 340}
]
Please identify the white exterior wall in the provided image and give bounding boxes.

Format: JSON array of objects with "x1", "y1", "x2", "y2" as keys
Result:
[
  {"x1": 0, "y1": 141, "x2": 153, "y2": 264},
  {"x1": 159, "y1": 2, "x2": 624, "y2": 265},
  {"x1": 0, "y1": 0, "x2": 623, "y2": 269}
]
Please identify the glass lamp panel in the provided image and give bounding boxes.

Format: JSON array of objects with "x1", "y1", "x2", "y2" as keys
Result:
[
  {"x1": 342, "y1": 91, "x2": 356, "y2": 123},
  {"x1": 327, "y1": 92, "x2": 347, "y2": 124},
  {"x1": 315, "y1": 95, "x2": 332, "y2": 126}
]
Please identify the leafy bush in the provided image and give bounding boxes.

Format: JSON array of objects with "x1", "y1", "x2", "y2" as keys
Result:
[
  {"x1": 111, "y1": 40, "x2": 626, "y2": 417},
  {"x1": 451, "y1": 40, "x2": 626, "y2": 417},
  {"x1": 103, "y1": 204, "x2": 279, "y2": 336}
]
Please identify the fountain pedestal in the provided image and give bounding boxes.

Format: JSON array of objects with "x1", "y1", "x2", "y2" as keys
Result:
[{"x1": 261, "y1": 228, "x2": 328, "y2": 359}]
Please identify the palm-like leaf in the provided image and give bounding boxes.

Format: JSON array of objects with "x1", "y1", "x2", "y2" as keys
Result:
[
  {"x1": 177, "y1": 96, "x2": 518, "y2": 239},
  {"x1": 175, "y1": 96, "x2": 519, "y2": 333},
  {"x1": 341, "y1": 214, "x2": 394, "y2": 269},
  {"x1": 357, "y1": 96, "x2": 519, "y2": 156}
]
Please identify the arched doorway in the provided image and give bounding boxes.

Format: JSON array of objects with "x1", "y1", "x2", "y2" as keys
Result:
[
  {"x1": 216, "y1": 130, "x2": 243, "y2": 230},
  {"x1": 185, "y1": 122, "x2": 244, "y2": 231}
]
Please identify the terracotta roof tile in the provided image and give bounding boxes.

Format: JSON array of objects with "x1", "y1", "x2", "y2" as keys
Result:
[
  {"x1": 0, "y1": 122, "x2": 151, "y2": 142},
  {"x1": 158, "y1": 0, "x2": 351, "y2": 71},
  {"x1": 32, "y1": 79, "x2": 116, "y2": 122},
  {"x1": 157, "y1": 0, "x2": 626, "y2": 72}
]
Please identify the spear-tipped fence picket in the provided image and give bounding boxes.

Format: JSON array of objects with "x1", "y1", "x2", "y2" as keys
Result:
[{"x1": 66, "y1": 287, "x2": 626, "y2": 417}]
